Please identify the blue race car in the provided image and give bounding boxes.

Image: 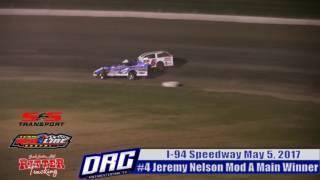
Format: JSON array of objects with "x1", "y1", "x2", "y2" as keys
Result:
[{"x1": 93, "y1": 59, "x2": 148, "y2": 80}]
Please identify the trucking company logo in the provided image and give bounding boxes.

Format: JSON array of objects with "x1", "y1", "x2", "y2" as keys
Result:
[
  {"x1": 19, "y1": 154, "x2": 65, "y2": 178},
  {"x1": 79, "y1": 148, "x2": 140, "y2": 179},
  {"x1": 10, "y1": 133, "x2": 72, "y2": 149},
  {"x1": 19, "y1": 112, "x2": 64, "y2": 126}
]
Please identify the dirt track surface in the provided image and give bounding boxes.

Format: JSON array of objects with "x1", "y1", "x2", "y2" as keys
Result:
[
  {"x1": 1, "y1": 16, "x2": 320, "y2": 102},
  {"x1": 0, "y1": 16, "x2": 320, "y2": 180}
]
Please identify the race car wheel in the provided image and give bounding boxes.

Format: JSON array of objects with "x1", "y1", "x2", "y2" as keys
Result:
[
  {"x1": 128, "y1": 71, "x2": 136, "y2": 80},
  {"x1": 156, "y1": 61, "x2": 165, "y2": 71},
  {"x1": 99, "y1": 72, "x2": 106, "y2": 80}
]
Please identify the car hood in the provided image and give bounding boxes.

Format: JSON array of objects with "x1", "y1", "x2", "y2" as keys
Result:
[{"x1": 93, "y1": 66, "x2": 111, "y2": 74}]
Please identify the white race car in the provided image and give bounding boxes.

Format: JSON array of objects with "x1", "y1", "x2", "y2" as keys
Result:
[{"x1": 138, "y1": 51, "x2": 174, "y2": 70}]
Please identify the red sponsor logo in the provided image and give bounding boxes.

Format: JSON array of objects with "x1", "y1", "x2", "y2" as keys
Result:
[
  {"x1": 19, "y1": 154, "x2": 65, "y2": 178},
  {"x1": 10, "y1": 133, "x2": 72, "y2": 149},
  {"x1": 151, "y1": 59, "x2": 156, "y2": 66},
  {"x1": 20, "y1": 112, "x2": 64, "y2": 126},
  {"x1": 15, "y1": 137, "x2": 38, "y2": 145}
]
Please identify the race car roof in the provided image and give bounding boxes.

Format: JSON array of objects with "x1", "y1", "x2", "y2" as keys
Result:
[{"x1": 139, "y1": 50, "x2": 170, "y2": 57}]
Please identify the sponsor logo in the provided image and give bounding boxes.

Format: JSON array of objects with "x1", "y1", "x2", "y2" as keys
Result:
[
  {"x1": 20, "y1": 112, "x2": 64, "y2": 126},
  {"x1": 10, "y1": 133, "x2": 72, "y2": 149},
  {"x1": 150, "y1": 59, "x2": 156, "y2": 66},
  {"x1": 19, "y1": 154, "x2": 65, "y2": 178},
  {"x1": 79, "y1": 148, "x2": 140, "y2": 179}
]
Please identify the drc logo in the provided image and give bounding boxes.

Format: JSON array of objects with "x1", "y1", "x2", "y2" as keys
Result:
[{"x1": 79, "y1": 148, "x2": 140, "y2": 179}]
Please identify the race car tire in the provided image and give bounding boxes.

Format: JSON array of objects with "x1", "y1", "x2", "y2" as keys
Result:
[
  {"x1": 128, "y1": 71, "x2": 136, "y2": 80},
  {"x1": 156, "y1": 61, "x2": 165, "y2": 71},
  {"x1": 99, "y1": 71, "x2": 106, "y2": 80}
]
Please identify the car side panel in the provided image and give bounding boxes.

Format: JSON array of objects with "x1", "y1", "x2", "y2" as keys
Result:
[
  {"x1": 156, "y1": 53, "x2": 174, "y2": 67},
  {"x1": 106, "y1": 64, "x2": 148, "y2": 77},
  {"x1": 139, "y1": 52, "x2": 174, "y2": 67}
]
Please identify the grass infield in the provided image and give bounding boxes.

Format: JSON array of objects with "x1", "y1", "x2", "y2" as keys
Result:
[{"x1": 1, "y1": 80, "x2": 319, "y2": 147}]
